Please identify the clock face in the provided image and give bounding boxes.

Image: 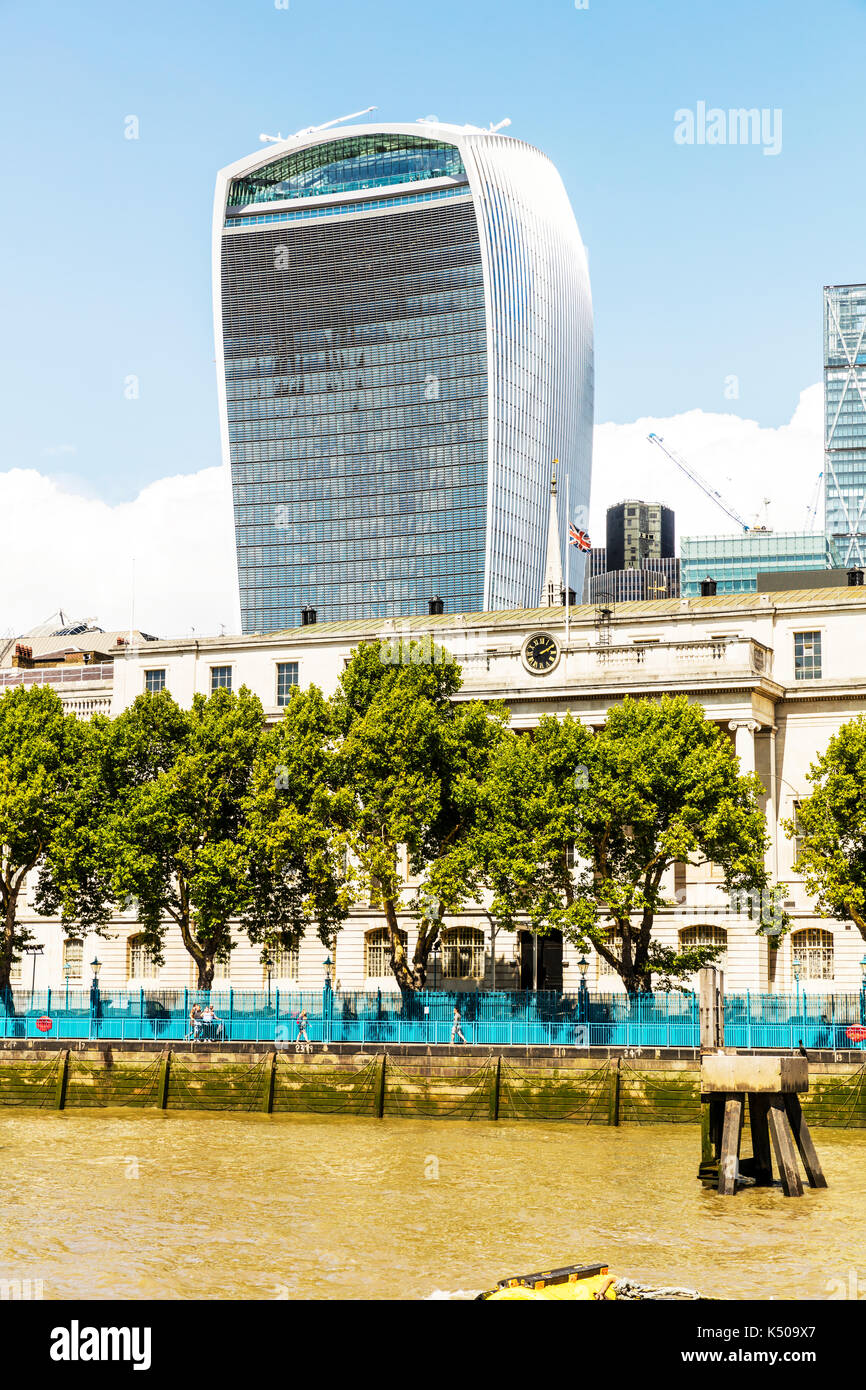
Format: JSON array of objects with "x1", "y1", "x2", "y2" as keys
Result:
[{"x1": 523, "y1": 631, "x2": 560, "y2": 674}]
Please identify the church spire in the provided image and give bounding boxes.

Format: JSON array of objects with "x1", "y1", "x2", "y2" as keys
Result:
[{"x1": 540, "y1": 461, "x2": 564, "y2": 607}]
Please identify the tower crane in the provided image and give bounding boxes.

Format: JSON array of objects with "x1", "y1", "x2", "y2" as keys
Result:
[
  {"x1": 804, "y1": 470, "x2": 823, "y2": 531},
  {"x1": 647, "y1": 432, "x2": 751, "y2": 531}
]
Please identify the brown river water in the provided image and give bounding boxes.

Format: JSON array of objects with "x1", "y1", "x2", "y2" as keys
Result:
[{"x1": 1, "y1": 1110, "x2": 864, "y2": 1300}]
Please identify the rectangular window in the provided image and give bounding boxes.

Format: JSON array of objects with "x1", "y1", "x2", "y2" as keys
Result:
[
  {"x1": 145, "y1": 669, "x2": 166, "y2": 694},
  {"x1": 128, "y1": 938, "x2": 158, "y2": 980},
  {"x1": 276, "y1": 662, "x2": 299, "y2": 706},
  {"x1": 63, "y1": 940, "x2": 84, "y2": 981},
  {"x1": 211, "y1": 665, "x2": 233, "y2": 692},
  {"x1": 794, "y1": 631, "x2": 822, "y2": 680}
]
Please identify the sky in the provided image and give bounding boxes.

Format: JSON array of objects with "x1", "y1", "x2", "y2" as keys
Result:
[{"x1": 1, "y1": 0, "x2": 864, "y2": 635}]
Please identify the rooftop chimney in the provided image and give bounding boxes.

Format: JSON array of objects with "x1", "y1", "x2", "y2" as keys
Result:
[
  {"x1": 301, "y1": 605, "x2": 317, "y2": 626},
  {"x1": 847, "y1": 568, "x2": 864, "y2": 587},
  {"x1": 428, "y1": 596, "x2": 444, "y2": 615},
  {"x1": 700, "y1": 576, "x2": 717, "y2": 597}
]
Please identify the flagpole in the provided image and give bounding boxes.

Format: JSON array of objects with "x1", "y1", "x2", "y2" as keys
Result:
[{"x1": 565, "y1": 472, "x2": 570, "y2": 649}]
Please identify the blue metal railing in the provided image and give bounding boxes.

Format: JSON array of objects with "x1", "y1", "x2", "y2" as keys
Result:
[{"x1": 1, "y1": 987, "x2": 864, "y2": 1049}]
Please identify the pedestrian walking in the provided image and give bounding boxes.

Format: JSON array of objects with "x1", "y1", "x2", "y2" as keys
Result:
[{"x1": 451, "y1": 1005, "x2": 467, "y2": 1045}]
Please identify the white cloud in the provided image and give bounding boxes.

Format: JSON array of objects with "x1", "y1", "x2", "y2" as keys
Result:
[
  {"x1": 0, "y1": 466, "x2": 238, "y2": 638},
  {"x1": 590, "y1": 384, "x2": 825, "y2": 544},
  {"x1": 0, "y1": 385, "x2": 827, "y2": 639}
]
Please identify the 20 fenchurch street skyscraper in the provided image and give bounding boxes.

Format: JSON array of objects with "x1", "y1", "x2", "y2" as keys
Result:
[{"x1": 213, "y1": 122, "x2": 593, "y2": 630}]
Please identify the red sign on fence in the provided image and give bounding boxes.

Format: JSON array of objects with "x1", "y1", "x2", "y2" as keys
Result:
[
  {"x1": 845, "y1": 1025, "x2": 866, "y2": 1043},
  {"x1": 35, "y1": 1016, "x2": 53, "y2": 1033}
]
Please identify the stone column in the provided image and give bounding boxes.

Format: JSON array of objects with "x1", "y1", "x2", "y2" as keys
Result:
[{"x1": 728, "y1": 720, "x2": 760, "y2": 776}]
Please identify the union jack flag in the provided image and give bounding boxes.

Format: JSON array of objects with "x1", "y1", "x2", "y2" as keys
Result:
[{"x1": 569, "y1": 523, "x2": 591, "y2": 552}]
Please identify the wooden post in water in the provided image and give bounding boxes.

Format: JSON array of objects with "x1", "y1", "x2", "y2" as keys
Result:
[
  {"x1": 374, "y1": 1054, "x2": 387, "y2": 1118},
  {"x1": 700, "y1": 1054, "x2": 824, "y2": 1197},
  {"x1": 489, "y1": 1055, "x2": 502, "y2": 1121},
  {"x1": 607, "y1": 1057, "x2": 621, "y2": 1126},
  {"x1": 699, "y1": 966, "x2": 724, "y2": 1052},
  {"x1": 261, "y1": 1050, "x2": 277, "y2": 1114},
  {"x1": 156, "y1": 1050, "x2": 171, "y2": 1110},
  {"x1": 54, "y1": 1049, "x2": 70, "y2": 1110}
]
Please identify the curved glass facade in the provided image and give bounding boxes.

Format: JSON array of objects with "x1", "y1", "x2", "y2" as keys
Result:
[
  {"x1": 227, "y1": 134, "x2": 466, "y2": 208},
  {"x1": 215, "y1": 126, "x2": 593, "y2": 631}
]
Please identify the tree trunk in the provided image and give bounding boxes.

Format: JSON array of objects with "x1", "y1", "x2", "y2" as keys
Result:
[
  {"x1": 384, "y1": 897, "x2": 431, "y2": 991},
  {"x1": 0, "y1": 895, "x2": 18, "y2": 1000}
]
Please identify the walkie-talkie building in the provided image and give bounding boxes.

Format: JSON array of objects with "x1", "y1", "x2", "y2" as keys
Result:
[{"x1": 213, "y1": 122, "x2": 593, "y2": 631}]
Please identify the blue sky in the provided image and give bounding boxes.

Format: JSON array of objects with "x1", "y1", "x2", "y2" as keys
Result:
[{"x1": 2, "y1": 0, "x2": 864, "y2": 505}]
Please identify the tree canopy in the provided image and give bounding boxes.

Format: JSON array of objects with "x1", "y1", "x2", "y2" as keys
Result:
[
  {"x1": 472, "y1": 696, "x2": 772, "y2": 992},
  {"x1": 786, "y1": 714, "x2": 866, "y2": 941}
]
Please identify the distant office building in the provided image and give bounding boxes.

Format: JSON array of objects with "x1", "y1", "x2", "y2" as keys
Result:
[
  {"x1": 214, "y1": 121, "x2": 593, "y2": 631},
  {"x1": 581, "y1": 501, "x2": 678, "y2": 601},
  {"x1": 606, "y1": 500, "x2": 675, "y2": 572},
  {"x1": 681, "y1": 531, "x2": 838, "y2": 598},
  {"x1": 824, "y1": 284, "x2": 866, "y2": 567},
  {"x1": 588, "y1": 557, "x2": 680, "y2": 603}
]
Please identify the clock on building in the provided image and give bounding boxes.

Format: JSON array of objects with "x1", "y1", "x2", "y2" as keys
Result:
[{"x1": 522, "y1": 631, "x2": 561, "y2": 674}]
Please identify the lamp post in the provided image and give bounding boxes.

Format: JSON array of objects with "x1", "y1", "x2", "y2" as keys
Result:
[
  {"x1": 577, "y1": 954, "x2": 589, "y2": 1025},
  {"x1": 23, "y1": 944, "x2": 44, "y2": 1010},
  {"x1": 322, "y1": 954, "x2": 332, "y2": 1045},
  {"x1": 860, "y1": 955, "x2": 866, "y2": 1026},
  {"x1": 89, "y1": 956, "x2": 102, "y2": 1041},
  {"x1": 264, "y1": 951, "x2": 273, "y2": 1009},
  {"x1": 792, "y1": 958, "x2": 802, "y2": 1049},
  {"x1": 64, "y1": 960, "x2": 73, "y2": 1013}
]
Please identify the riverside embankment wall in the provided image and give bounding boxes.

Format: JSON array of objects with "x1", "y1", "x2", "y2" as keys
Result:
[{"x1": 1, "y1": 1042, "x2": 864, "y2": 1125}]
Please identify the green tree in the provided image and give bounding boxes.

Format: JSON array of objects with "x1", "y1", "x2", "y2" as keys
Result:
[
  {"x1": 106, "y1": 687, "x2": 266, "y2": 989},
  {"x1": 0, "y1": 685, "x2": 113, "y2": 998},
  {"x1": 785, "y1": 714, "x2": 866, "y2": 941},
  {"x1": 474, "y1": 696, "x2": 772, "y2": 993},
  {"x1": 330, "y1": 641, "x2": 507, "y2": 991},
  {"x1": 241, "y1": 685, "x2": 349, "y2": 967}
]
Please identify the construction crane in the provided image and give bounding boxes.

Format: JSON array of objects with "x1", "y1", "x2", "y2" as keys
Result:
[
  {"x1": 804, "y1": 470, "x2": 824, "y2": 531},
  {"x1": 647, "y1": 432, "x2": 751, "y2": 532}
]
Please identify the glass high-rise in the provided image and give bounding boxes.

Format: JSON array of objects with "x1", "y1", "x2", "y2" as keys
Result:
[
  {"x1": 824, "y1": 284, "x2": 866, "y2": 567},
  {"x1": 680, "y1": 531, "x2": 837, "y2": 597},
  {"x1": 213, "y1": 122, "x2": 593, "y2": 630}
]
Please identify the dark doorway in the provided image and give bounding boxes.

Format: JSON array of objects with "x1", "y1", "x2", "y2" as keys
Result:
[{"x1": 518, "y1": 930, "x2": 563, "y2": 990}]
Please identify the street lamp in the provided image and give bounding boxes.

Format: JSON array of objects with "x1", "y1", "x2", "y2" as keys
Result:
[
  {"x1": 89, "y1": 957, "x2": 102, "y2": 1041},
  {"x1": 64, "y1": 960, "x2": 73, "y2": 1013},
  {"x1": 577, "y1": 954, "x2": 589, "y2": 1023},
  {"x1": 859, "y1": 955, "x2": 866, "y2": 1025},
  {"x1": 792, "y1": 958, "x2": 802, "y2": 1028},
  {"x1": 264, "y1": 951, "x2": 273, "y2": 1008}
]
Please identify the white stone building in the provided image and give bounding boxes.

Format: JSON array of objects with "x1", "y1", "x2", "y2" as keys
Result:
[{"x1": 9, "y1": 588, "x2": 866, "y2": 998}]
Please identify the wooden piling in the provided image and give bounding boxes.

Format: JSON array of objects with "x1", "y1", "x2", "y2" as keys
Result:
[
  {"x1": 156, "y1": 1050, "x2": 171, "y2": 1110},
  {"x1": 608, "y1": 1057, "x2": 621, "y2": 1126},
  {"x1": 489, "y1": 1055, "x2": 502, "y2": 1121},
  {"x1": 718, "y1": 1094, "x2": 744, "y2": 1195},
  {"x1": 374, "y1": 1054, "x2": 387, "y2": 1118},
  {"x1": 783, "y1": 1093, "x2": 827, "y2": 1188},
  {"x1": 747, "y1": 1094, "x2": 774, "y2": 1186},
  {"x1": 261, "y1": 1051, "x2": 276, "y2": 1114},
  {"x1": 54, "y1": 1049, "x2": 69, "y2": 1110},
  {"x1": 767, "y1": 1096, "x2": 805, "y2": 1197}
]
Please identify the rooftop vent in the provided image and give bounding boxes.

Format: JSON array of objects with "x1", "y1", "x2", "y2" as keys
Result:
[
  {"x1": 428, "y1": 596, "x2": 444, "y2": 615},
  {"x1": 301, "y1": 605, "x2": 317, "y2": 626},
  {"x1": 847, "y1": 568, "x2": 864, "y2": 587},
  {"x1": 700, "y1": 577, "x2": 717, "y2": 597}
]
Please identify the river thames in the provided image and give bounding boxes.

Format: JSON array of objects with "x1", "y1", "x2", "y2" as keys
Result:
[{"x1": 2, "y1": 1110, "x2": 863, "y2": 1300}]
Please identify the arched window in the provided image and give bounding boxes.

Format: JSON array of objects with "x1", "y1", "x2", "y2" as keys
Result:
[
  {"x1": 792, "y1": 928, "x2": 834, "y2": 981},
  {"x1": 364, "y1": 928, "x2": 405, "y2": 979},
  {"x1": 127, "y1": 935, "x2": 158, "y2": 980},
  {"x1": 679, "y1": 924, "x2": 728, "y2": 968},
  {"x1": 596, "y1": 929, "x2": 623, "y2": 978},
  {"x1": 268, "y1": 946, "x2": 299, "y2": 981},
  {"x1": 63, "y1": 939, "x2": 84, "y2": 982},
  {"x1": 441, "y1": 927, "x2": 484, "y2": 980}
]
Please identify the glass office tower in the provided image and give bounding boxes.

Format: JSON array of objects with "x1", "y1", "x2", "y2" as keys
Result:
[
  {"x1": 825, "y1": 284, "x2": 866, "y2": 568},
  {"x1": 680, "y1": 531, "x2": 837, "y2": 597},
  {"x1": 213, "y1": 123, "x2": 593, "y2": 630}
]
